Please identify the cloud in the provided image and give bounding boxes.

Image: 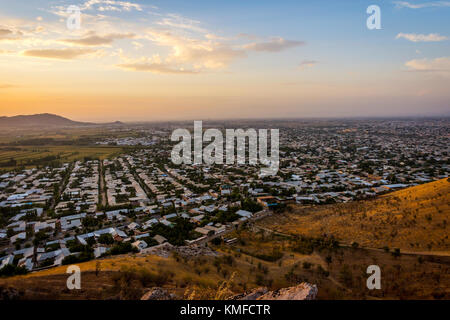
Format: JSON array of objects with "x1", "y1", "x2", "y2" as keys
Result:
[
  {"x1": 146, "y1": 30, "x2": 247, "y2": 70},
  {"x1": 117, "y1": 62, "x2": 197, "y2": 74},
  {"x1": 35, "y1": 26, "x2": 45, "y2": 33},
  {"x1": 81, "y1": 0, "x2": 143, "y2": 12},
  {"x1": 156, "y1": 14, "x2": 207, "y2": 33},
  {"x1": 396, "y1": 33, "x2": 448, "y2": 42},
  {"x1": 298, "y1": 60, "x2": 318, "y2": 70},
  {"x1": 59, "y1": 32, "x2": 135, "y2": 46},
  {"x1": 49, "y1": 0, "x2": 143, "y2": 19},
  {"x1": 243, "y1": 37, "x2": 305, "y2": 52},
  {"x1": 22, "y1": 48, "x2": 99, "y2": 60},
  {"x1": 394, "y1": 1, "x2": 450, "y2": 9},
  {"x1": 405, "y1": 56, "x2": 450, "y2": 71},
  {"x1": 115, "y1": 52, "x2": 198, "y2": 74},
  {"x1": 132, "y1": 41, "x2": 143, "y2": 50},
  {"x1": 0, "y1": 28, "x2": 13, "y2": 37},
  {"x1": 4, "y1": 2, "x2": 306, "y2": 75},
  {"x1": 0, "y1": 27, "x2": 23, "y2": 41}
]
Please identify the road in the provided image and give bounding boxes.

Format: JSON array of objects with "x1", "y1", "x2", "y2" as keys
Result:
[
  {"x1": 99, "y1": 160, "x2": 107, "y2": 207},
  {"x1": 49, "y1": 162, "x2": 74, "y2": 211}
]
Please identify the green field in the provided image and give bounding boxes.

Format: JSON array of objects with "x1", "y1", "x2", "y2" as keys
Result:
[
  {"x1": 0, "y1": 145, "x2": 123, "y2": 171},
  {"x1": 0, "y1": 126, "x2": 140, "y2": 171}
]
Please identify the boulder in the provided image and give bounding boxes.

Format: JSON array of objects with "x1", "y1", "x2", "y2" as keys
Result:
[
  {"x1": 258, "y1": 283, "x2": 318, "y2": 300},
  {"x1": 141, "y1": 287, "x2": 177, "y2": 300},
  {"x1": 230, "y1": 282, "x2": 318, "y2": 300},
  {"x1": 229, "y1": 287, "x2": 269, "y2": 300}
]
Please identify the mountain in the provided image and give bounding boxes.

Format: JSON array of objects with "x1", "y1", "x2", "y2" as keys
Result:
[{"x1": 0, "y1": 113, "x2": 123, "y2": 127}]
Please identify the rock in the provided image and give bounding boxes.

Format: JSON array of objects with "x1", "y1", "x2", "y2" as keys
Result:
[
  {"x1": 140, "y1": 243, "x2": 218, "y2": 258},
  {"x1": 229, "y1": 287, "x2": 269, "y2": 300},
  {"x1": 258, "y1": 283, "x2": 318, "y2": 300},
  {"x1": 229, "y1": 283, "x2": 318, "y2": 301},
  {"x1": 140, "y1": 287, "x2": 177, "y2": 300},
  {"x1": 175, "y1": 245, "x2": 218, "y2": 258},
  {"x1": 140, "y1": 243, "x2": 174, "y2": 258}
]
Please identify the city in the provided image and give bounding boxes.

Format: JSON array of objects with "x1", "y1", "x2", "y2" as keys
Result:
[
  {"x1": 0, "y1": 0, "x2": 449, "y2": 311},
  {"x1": 1, "y1": 119, "x2": 448, "y2": 274}
]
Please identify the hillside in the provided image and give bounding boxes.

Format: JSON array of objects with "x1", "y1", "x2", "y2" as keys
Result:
[
  {"x1": 259, "y1": 178, "x2": 450, "y2": 252},
  {"x1": 0, "y1": 113, "x2": 92, "y2": 127},
  {"x1": 1, "y1": 231, "x2": 448, "y2": 300},
  {"x1": 0, "y1": 179, "x2": 449, "y2": 300}
]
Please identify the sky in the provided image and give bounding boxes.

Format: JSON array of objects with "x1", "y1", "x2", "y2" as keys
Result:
[{"x1": 0, "y1": 0, "x2": 449, "y2": 122}]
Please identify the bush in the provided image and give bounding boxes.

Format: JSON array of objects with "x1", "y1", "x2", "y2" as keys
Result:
[
  {"x1": 109, "y1": 242, "x2": 138, "y2": 255},
  {"x1": 112, "y1": 267, "x2": 173, "y2": 288},
  {"x1": 68, "y1": 243, "x2": 91, "y2": 254},
  {"x1": 392, "y1": 248, "x2": 401, "y2": 258},
  {"x1": 292, "y1": 239, "x2": 314, "y2": 255},
  {"x1": 255, "y1": 249, "x2": 283, "y2": 262},
  {"x1": 98, "y1": 233, "x2": 114, "y2": 245},
  {"x1": 0, "y1": 265, "x2": 28, "y2": 277},
  {"x1": 316, "y1": 265, "x2": 329, "y2": 277},
  {"x1": 62, "y1": 251, "x2": 94, "y2": 265}
]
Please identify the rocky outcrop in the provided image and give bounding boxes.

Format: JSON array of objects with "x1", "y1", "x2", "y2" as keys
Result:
[
  {"x1": 258, "y1": 283, "x2": 318, "y2": 300},
  {"x1": 140, "y1": 243, "x2": 217, "y2": 258},
  {"x1": 140, "y1": 243, "x2": 174, "y2": 258},
  {"x1": 175, "y1": 245, "x2": 218, "y2": 258},
  {"x1": 140, "y1": 287, "x2": 178, "y2": 300},
  {"x1": 141, "y1": 283, "x2": 318, "y2": 301},
  {"x1": 230, "y1": 283, "x2": 318, "y2": 300},
  {"x1": 229, "y1": 287, "x2": 269, "y2": 300}
]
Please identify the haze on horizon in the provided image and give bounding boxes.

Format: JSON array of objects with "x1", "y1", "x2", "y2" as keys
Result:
[{"x1": 0, "y1": 0, "x2": 449, "y2": 122}]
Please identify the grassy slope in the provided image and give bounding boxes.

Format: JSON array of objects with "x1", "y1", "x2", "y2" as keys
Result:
[
  {"x1": 1, "y1": 179, "x2": 449, "y2": 300},
  {"x1": 259, "y1": 178, "x2": 450, "y2": 252},
  {"x1": 2, "y1": 232, "x2": 449, "y2": 300}
]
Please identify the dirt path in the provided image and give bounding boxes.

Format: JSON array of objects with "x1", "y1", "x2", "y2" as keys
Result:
[
  {"x1": 253, "y1": 225, "x2": 450, "y2": 259},
  {"x1": 50, "y1": 162, "x2": 74, "y2": 211}
]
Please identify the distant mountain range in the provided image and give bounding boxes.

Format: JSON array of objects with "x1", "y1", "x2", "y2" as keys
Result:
[{"x1": 0, "y1": 113, "x2": 123, "y2": 127}]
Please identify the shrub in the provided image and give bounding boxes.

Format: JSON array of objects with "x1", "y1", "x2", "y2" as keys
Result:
[
  {"x1": 0, "y1": 265, "x2": 28, "y2": 277},
  {"x1": 109, "y1": 242, "x2": 138, "y2": 255},
  {"x1": 98, "y1": 233, "x2": 114, "y2": 245}
]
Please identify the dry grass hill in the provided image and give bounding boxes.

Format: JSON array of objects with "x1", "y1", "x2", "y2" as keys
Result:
[
  {"x1": 0, "y1": 179, "x2": 449, "y2": 300},
  {"x1": 259, "y1": 178, "x2": 450, "y2": 253}
]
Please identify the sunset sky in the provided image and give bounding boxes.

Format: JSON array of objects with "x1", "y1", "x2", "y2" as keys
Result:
[{"x1": 0, "y1": 0, "x2": 449, "y2": 121}]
